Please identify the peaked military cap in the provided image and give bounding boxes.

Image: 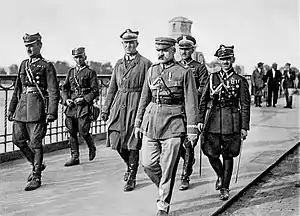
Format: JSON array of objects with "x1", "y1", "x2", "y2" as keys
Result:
[
  {"x1": 72, "y1": 47, "x2": 86, "y2": 56},
  {"x1": 285, "y1": 62, "x2": 291, "y2": 66},
  {"x1": 155, "y1": 37, "x2": 176, "y2": 49},
  {"x1": 23, "y1": 33, "x2": 42, "y2": 45},
  {"x1": 177, "y1": 35, "x2": 196, "y2": 49},
  {"x1": 120, "y1": 29, "x2": 139, "y2": 42},
  {"x1": 257, "y1": 62, "x2": 264, "y2": 67},
  {"x1": 214, "y1": 44, "x2": 234, "y2": 59}
]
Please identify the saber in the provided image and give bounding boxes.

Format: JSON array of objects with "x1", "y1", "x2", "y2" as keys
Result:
[{"x1": 235, "y1": 139, "x2": 244, "y2": 183}]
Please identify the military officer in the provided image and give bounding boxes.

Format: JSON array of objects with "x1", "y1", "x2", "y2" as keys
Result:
[
  {"x1": 198, "y1": 45, "x2": 251, "y2": 200},
  {"x1": 101, "y1": 29, "x2": 152, "y2": 192},
  {"x1": 61, "y1": 47, "x2": 99, "y2": 166},
  {"x1": 8, "y1": 33, "x2": 60, "y2": 191},
  {"x1": 176, "y1": 35, "x2": 209, "y2": 191},
  {"x1": 251, "y1": 62, "x2": 265, "y2": 107},
  {"x1": 134, "y1": 37, "x2": 199, "y2": 216}
]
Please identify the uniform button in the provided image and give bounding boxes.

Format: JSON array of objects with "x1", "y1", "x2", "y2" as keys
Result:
[
  {"x1": 123, "y1": 78, "x2": 126, "y2": 81},
  {"x1": 221, "y1": 91, "x2": 224, "y2": 93},
  {"x1": 36, "y1": 81, "x2": 40, "y2": 84},
  {"x1": 122, "y1": 104, "x2": 126, "y2": 109},
  {"x1": 36, "y1": 76, "x2": 40, "y2": 80}
]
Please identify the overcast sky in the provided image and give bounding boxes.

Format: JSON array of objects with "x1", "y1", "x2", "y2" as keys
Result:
[{"x1": 0, "y1": 0, "x2": 299, "y2": 74}]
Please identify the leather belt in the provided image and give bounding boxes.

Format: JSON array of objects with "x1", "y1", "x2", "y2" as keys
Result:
[
  {"x1": 151, "y1": 97, "x2": 184, "y2": 105},
  {"x1": 22, "y1": 86, "x2": 42, "y2": 94},
  {"x1": 119, "y1": 87, "x2": 142, "y2": 93}
]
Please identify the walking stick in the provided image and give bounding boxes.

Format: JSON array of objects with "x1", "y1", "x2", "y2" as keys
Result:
[
  {"x1": 235, "y1": 139, "x2": 244, "y2": 183},
  {"x1": 199, "y1": 136, "x2": 202, "y2": 177}
]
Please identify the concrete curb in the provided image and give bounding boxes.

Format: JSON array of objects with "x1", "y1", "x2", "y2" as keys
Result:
[
  {"x1": 211, "y1": 142, "x2": 300, "y2": 216},
  {"x1": 0, "y1": 133, "x2": 106, "y2": 164}
]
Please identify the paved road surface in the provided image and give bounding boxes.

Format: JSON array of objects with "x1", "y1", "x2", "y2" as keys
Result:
[{"x1": 0, "y1": 95, "x2": 299, "y2": 216}]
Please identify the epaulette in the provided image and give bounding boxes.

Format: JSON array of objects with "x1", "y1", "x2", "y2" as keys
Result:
[
  {"x1": 150, "y1": 62, "x2": 160, "y2": 67},
  {"x1": 40, "y1": 58, "x2": 51, "y2": 63}
]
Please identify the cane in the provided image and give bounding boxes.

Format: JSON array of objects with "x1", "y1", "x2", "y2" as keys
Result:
[
  {"x1": 235, "y1": 138, "x2": 244, "y2": 183},
  {"x1": 199, "y1": 137, "x2": 202, "y2": 177}
]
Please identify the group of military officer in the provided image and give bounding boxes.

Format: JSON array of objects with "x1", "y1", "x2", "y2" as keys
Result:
[{"x1": 7, "y1": 30, "x2": 251, "y2": 216}]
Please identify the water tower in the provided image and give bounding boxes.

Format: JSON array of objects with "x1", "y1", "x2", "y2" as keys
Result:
[{"x1": 168, "y1": 16, "x2": 205, "y2": 63}]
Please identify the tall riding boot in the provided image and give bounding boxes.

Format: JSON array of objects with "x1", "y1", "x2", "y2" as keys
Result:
[
  {"x1": 23, "y1": 145, "x2": 47, "y2": 182},
  {"x1": 179, "y1": 145, "x2": 195, "y2": 191},
  {"x1": 64, "y1": 136, "x2": 80, "y2": 166},
  {"x1": 117, "y1": 148, "x2": 130, "y2": 181},
  {"x1": 220, "y1": 158, "x2": 233, "y2": 200},
  {"x1": 25, "y1": 148, "x2": 43, "y2": 191},
  {"x1": 124, "y1": 150, "x2": 139, "y2": 192},
  {"x1": 289, "y1": 96, "x2": 293, "y2": 109},
  {"x1": 284, "y1": 94, "x2": 289, "y2": 108},
  {"x1": 84, "y1": 134, "x2": 96, "y2": 161},
  {"x1": 208, "y1": 157, "x2": 224, "y2": 190}
]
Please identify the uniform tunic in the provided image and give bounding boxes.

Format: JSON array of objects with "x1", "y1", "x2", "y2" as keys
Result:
[
  {"x1": 251, "y1": 68, "x2": 265, "y2": 96},
  {"x1": 61, "y1": 65, "x2": 99, "y2": 135},
  {"x1": 135, "y1": 61, "x2": 199, "y2": 139},
  {"x1": 199, "y1": 68, "x2": 250, "y2": 158},
  {"x1": 102, "y1": 53, "x2": 152, "y2": 150}
]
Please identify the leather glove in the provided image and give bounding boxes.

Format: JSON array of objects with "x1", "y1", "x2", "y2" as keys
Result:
[
  {"x1": 134, "y1": 127, "x2": 143, "y2": 139},
  {"x1": 7, "y1": 111, "x2": 14, "y2": 122},
  {"x1": 74, "y1": 97, "x2": 85, "y2": 105},
  {"x1": 241, "y1": 129, "x2": 248, "y2": 140},
  {"x1": 46, "y1": 114, "x2": 56, "y2": 123},
  {"x1": 198, "y1": 123, "x2": 204, "y2": 132},
  {"x1": 66, "y1": 99, "x2": 75, "y2": 107},
  {"x1": 101, "y1": 112, "x2": 109, "y2": 121}
]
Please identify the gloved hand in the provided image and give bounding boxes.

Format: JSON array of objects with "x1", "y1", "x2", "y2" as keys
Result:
[
  {"x1": 46, "y1": 114, "x2": 56, "y2": 124},
  {"x1": 66, "y1": 99, "x2": 75, "y2": 107},
  {"x1": 197, "y1": 123, "x2": 204, "y2": 132},
  {"x1": 241, "y1": 129, "x2": 248, "y2": 140},
  {"x1": 134, "y1": 127, "x2": 143, "y2": 139},
  {"x1": 74, "y1": 97, "x2": 85, "y2": 105},
  {"x1": 101, "y1": 112, "x2": 109, "y2": 121},
  {"x1": 7, "y1": 111, "x2": 14, "y2": 122}
]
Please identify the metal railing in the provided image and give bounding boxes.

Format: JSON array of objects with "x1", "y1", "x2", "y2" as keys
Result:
[{"x1": 0, "y1": 74, "x2": 111, "y2": 154}]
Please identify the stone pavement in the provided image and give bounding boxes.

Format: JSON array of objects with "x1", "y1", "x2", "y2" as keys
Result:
[{"x1": 0, "y1": 95, "x2": 299, "y2": 216}]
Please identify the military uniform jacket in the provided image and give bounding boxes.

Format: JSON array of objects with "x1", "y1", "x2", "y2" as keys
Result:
[
  {"x1": 61, "y1": 65, "x2": 99, "y2": 118},
  {"x1": 102, "y1": 53, "x2": 152, "y2": 149},
  {"x1": 9, "y1": 55, "x2": 60, "y2": 122},
  {"x1": 251, "y1": 69, "x2": 264, "y2": 89},
  {"x1": 134, "y1": 61, "x2": 199, "y2": 140},
  {"x1": 180, "y1": 59, "x2": 209, "y2": 97},
  {"x1": 282, "y1": 69, "x2": 295, "y2": 89},
  {"x1": 199, "y1": 68, "x2": 250, "y2": 134}
]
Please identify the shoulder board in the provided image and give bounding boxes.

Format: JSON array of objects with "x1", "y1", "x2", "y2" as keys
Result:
[
  {"x1": 150, "y1": 62, "x2": 160, "y2": 67},
  {"x1": 40, "y1": 58, "x2": 51, "y2": 63}
]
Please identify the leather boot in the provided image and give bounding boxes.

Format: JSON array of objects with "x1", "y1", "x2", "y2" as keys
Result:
[
  {"x1": 219, "y1": 188, "x2": 230, "y2": 200},
  {"x1": 258, "y1": 96, "x2": 262, "y2": 107},
  {"x1": 157, "y1": 210, "x2": 168, "y2": 216},
  {"x1": 254, "y1": 96, "x2": 258, "y2": 107},
  {"x1": 179, "y1": 145, "x2": 195, "y2": 191},
  {"x1": 27, "y1": 162, "x2": 46, "y2": 182},
  {"x1": 124, "y1": 150, "x2": 139, "y2": 192},
  {"x1": 84, "y1": 134, "x2": 96, "y2": 161},
  {"x1": 221, "y1": 158, "x2": 233, "y2": 199},
  {"x1": 25, "y1": 148, "x2": 43, "y2": 191},
  {"x1": 124, "y1": 162, "x2": 130, "y2": 182},
  {"x1": 208, "y1": 157, "x2": 224, "y2": 190},
  {"x1": 64, "y1": 136, "x2": 80, "y2": 166}
]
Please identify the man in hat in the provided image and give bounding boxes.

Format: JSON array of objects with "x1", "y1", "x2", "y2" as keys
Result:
[
  {"x1": 282, "y1": 63, "x2": 296, "y2": 108},
  {"x1": 7, "y1": 33, "x2": 60, "y2": 191},
  {"x1": 176, "y1": 35, "x2": 209, "y2": 190},
  {"x1": 251, "y1": 62, "x2": 265, "y2": 107},
  {"x1": 61, "y1": 47, "x2": 99, "y2": 166},
  {"x1": 263, "y1": 62, "x2": 282, "y2": 107},
  {"x1": 101, "y1": 29, "x2": 152, "y2": 192},
  {"x1": 134, "y1": 37, "x2": 199, "y2": 215},
  {"x1": 198, "y1": 44, "x2": 251, "y2": 200}
]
